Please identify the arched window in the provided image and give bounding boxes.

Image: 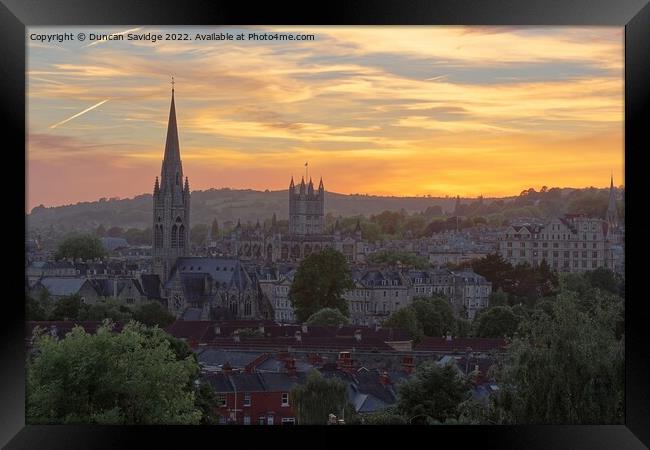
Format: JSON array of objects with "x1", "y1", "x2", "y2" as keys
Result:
[
  {"x1": 178, "y1": 225, "x2": 185, "y2": 248},
  {"x1": 171, "y1": 225, "x2": 178, "y2": 248}
]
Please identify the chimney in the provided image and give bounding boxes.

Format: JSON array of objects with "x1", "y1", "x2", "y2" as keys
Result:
[
  {"x1": 214, "y1": 325, "x2": 221, "y2": 335},
  {"x1": 402, "y1": 355, "x2": 414, "y2": 375},
  {"x1": 374, "y1": 323, "x2": 381, "y2": 332},
  {"x1": 301, "y1": 324, "x2": 308, "y2": 333},
  {"x1": 285, "y1": 358, "x2": 297, "y2": 378},
  {"x1": 445, "y1": 331, "x2": 452, "y2": 341},
  {"x1": 233, "y1": 332, "x2": 240, "y2": 342},
  {"x1": 295, "y1": 330, "x2": 302, "y2": 342},
  {"x1": 258, "y1": 323, "x2": 265, "y2": 334},
  {"x1": 222, "y1": 361, "x2": 233, "y2": 375},
  {"x1": 354, "y1": 329, "x2": 362, "y2": 342},
  {"x1": 379, "y1": 370, "x2": 391, "y2": 386}
]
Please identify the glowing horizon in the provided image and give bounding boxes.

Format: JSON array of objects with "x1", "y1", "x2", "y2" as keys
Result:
[{"x1": 27, "y1": 26, "x2": 624, "y2": 212}]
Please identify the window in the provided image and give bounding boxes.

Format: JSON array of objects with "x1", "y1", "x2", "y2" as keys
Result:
[
  {"x1": 395, "y1": 291, "x2": 399, "y2": 297},
  {"x1": 219, "y1": 416, "x2": 227, "y2": 424},
  {"x1": 267, "y1": 416, "x2": 274, "y2": 425},
  {"x1": 258, "y1": 417, "x2": 266, "y2": 425},
  {"x1": 244, "y1": 415, "x2": 251, "y2": 425},
  {"x1": 126, "y1": 298, "x2": 135, "y2": 305},
  {"x1": 217, "y1": 394, "x2": 226, "y2": 407},
  {"x1": 244, "y1": 393, "x2": 251, "y2": 407},
  {"x1": 592, "y1": 251, "x2": 598, "y2": 258},
  {"x1": 282, "y1": 392, "x2": 289, "y2": 407},
  {"x1": 282, "y1": 418, "x2": 295, "y2": 425}
]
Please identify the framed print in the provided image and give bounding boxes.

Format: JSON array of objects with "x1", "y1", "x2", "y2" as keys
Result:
[{"x1": 2, "y1": 0, "x2": 648, "y2": 448}]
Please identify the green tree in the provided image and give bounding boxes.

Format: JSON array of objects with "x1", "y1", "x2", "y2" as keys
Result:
[
  {"x1": 26, "y1": 295, "x2": 48, "y2": 321},
  {"x1": 51, "y1": 294, "x2": 83, "y2": 321},
  {"x1": 396, "y1": 360, "x2": 471, "y2": 423},
  {"x1": 306, "y1": 308, "x2": 350, "y2": 327},
  {"x1": 382, "y1": 307, "x2": 424, "y2": 342},
  {"x1": 55, "y1": 233, "x2": 107, "y2": 261},
  {"x1": 194, "y1": 381, "x2": 219, "y2": 425},
  {"x1": 473, "y1": 306, "x2": 521, "y2": 338},
  {"x1": 471, "y1": 253, "x2": 515, "y2": 293},
  {"x1": 27, "y1": 321, "x2": 202, "y2": 424},
  {"x1": 411, "y1": 296, "x2": 456, "y2": 337},
  {"x1": 133, "y1": 302, "x2": 176, "y2": 328},
  {"x1": 291, "y1": 370, "x2": 353, "y2": 425},
  {"x1": 492, "y1": 293, "x2": 624, "y2": 424},
  {"x1": 190, "y1": 223, "x2": 209, "y2": 246},
  {"x1": 362, "y1": 407, "x2": 407, "y2": 424},
  {"x1": 488, "y1": 289, "x2": 509, "y2": 307},
  {"x1": 367, "y1": 250, "x2": 429, "y2": 269},
  {"x1": 289, "y1": 248, "x2": 354, "y2": 322},
  {"x1": 76, "y1": 299, "x2": 133, "y2": 322}
]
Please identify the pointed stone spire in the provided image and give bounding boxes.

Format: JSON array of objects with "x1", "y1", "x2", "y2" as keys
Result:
[
  {"x1": 289, "y1": 176, "x2": 295, "y2": 189},
  {"x1": 319, "y1": 177, "x2": 324, "y2": 190},
  {"x1": 606, "y1": 172, "x2": 619, "y2": 230},
  {"x1": 236, "y1": 218, "x2": 241, "y2": 229},
  {"x1": 256, "y1": 219, "x2": 261, "y2": 229},
  {"x1": 154, "y1": 176, "x2": 160, "y2": 194},
  {"x1": 161, "y1": 81, "x2": 183, "y2": 193},
  {"x1": 184, "y1": 176, "x2": 189, "y2": 191},
  {"x1": 355, "y1": 219, "x2": 362, "y2": 233},
  {"x1": 299, "y1": 176, "x2": 306, "y2": 195},
  {"x1": 308, "y1": 177, "x2": 314, "y2": 195}
]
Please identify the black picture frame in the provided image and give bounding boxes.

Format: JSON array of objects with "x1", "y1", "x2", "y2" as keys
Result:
[{"x1": 2, "y1": 0, "x2": 648, "y2": 448}]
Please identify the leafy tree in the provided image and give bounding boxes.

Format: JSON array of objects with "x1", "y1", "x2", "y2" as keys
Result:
[
  {"x1": 473, "y1": 306, "x2": 521, "y2": 338},
  {"x1": 583, "y1": 267, "x2": 623, "y2": 297},
  {"x1": 194, "y1": 381, "x2": 219, "y2": 425},
  {"x1": 289, "y1": 248, "x2": 354, "y2": 322},
  {"x1": 362, "y1": 407, "x2": 407, "y2": 424},
  {"x1": 411, "y1": 296, "x2": 456, "y2": 337},
  {"x1": 488, "y1": 289, "x2": 509, "y2": 307},
  {"x1": 471, "y1": 254, "x2": 515, "y2": 293},
  {"x1": 106, "y1": 226, "x2": 124, "y2": 237},
  {"x1": 27, "y1": 321, "x2": 202, "y2": 424},
  {"x1": 367, "y1": 250, "x2": 430, "y2": 269},
  {"x1": 306, "y1": 308, "x2": 350, "y2": 327},
  {"x1": 492, "y1": 293, "x2": 624, "y2": 424},
  {"x1": 26, "y1": 295, "x2": 48, "y2": 321},
  {"x1": 55, "y1": 233, "x2": 107, "y2": 261},
  {"x1": 77, "y1": 299, "x2": 133, "y2": 322},
  {"x1": 51, "y1": 295, "x2": 83, "y2": 321},
  {"x1": 133, "y1": 302, "x2": 176, "y2": 328},
  {"x1": 382, "y1": 307, "x2": 424, "y2": 342},
  {"x1": 396, "y1": 360, "x2": 471, "y2": 423},
  {"x1": 291, "y1": 370, "x2": 353, "y2": 425}
]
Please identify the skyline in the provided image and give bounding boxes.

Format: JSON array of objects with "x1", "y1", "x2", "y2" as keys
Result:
[{"x1": 27, "y1": 26, "x2": 624, "y2": 211}]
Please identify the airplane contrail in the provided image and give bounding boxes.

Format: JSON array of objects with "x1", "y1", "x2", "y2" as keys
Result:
[
  {"x1": 49, "y1": 98, "x2": 110, "y2": 129},
  {"x1": 84, "y1": 27, "x2": 143, "y2": 47}
]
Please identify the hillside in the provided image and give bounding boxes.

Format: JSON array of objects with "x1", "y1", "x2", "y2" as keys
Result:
[{"x1": 27, "y1": 189, "x2": 478, "y2": 233}]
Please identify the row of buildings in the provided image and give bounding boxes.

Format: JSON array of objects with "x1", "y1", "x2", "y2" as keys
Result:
[{"x1": 26, "y1": 319, "x2": 506, "y2": 424}]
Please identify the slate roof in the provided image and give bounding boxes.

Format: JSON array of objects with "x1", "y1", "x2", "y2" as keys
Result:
[
  {"x1": 34, "y1": 277, "x2": 92, "y2": 297},
  {"x1": 140, "y1": 274, "x2": 163, "y2": 299},
  {"x1": 166, "y1": 257, "x2": 251, "y2": 291},
  {"x1": 197, "y1": 348, "x2": 263, "y2": 369},
  {"x1": 101, "y1": 237, "x2": 129, "y2": 251},
  {"x1": 258, "y1": 372, "x2": 306, "y2": 391}
]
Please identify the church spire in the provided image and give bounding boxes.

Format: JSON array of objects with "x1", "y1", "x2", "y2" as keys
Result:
[
  {"x1": 161, "y1": 78, "x2": 183, "y2": 192},
  {"x1": 606, "y1": 172, "x2": 619, "y2": 230}
]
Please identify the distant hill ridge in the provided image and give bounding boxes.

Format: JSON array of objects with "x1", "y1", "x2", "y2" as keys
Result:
[{"x1": 26, "y1": 186, "x2": 612, "y2": 232}]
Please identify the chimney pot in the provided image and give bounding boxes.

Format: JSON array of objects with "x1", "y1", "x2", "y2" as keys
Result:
[
  {"x1": 354, "y1": 329, "x2": 362, "y2": 342},
  {"x1": 295, "y1": 330, "x2": 302, "y2": 342},
  {"x1": 301, "y1": 324, "x2": 308, "y2": 333}
]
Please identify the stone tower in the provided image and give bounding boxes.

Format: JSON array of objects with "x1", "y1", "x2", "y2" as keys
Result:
[
  {"x1": 152, "y1": 82, "x2": 190, "y2": 283},
  {"x1": 289, "y1": 176, "x2": 324, "y2": 235}
]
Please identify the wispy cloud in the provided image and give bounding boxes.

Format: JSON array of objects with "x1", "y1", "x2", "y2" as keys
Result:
[{"x1": 49, "y1": 98, "x2": 110, "y2": 129}]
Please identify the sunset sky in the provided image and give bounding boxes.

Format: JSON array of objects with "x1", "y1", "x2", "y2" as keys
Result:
[{"x1": 27, "y1": 26, "x2": 624, "y2": 212}]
